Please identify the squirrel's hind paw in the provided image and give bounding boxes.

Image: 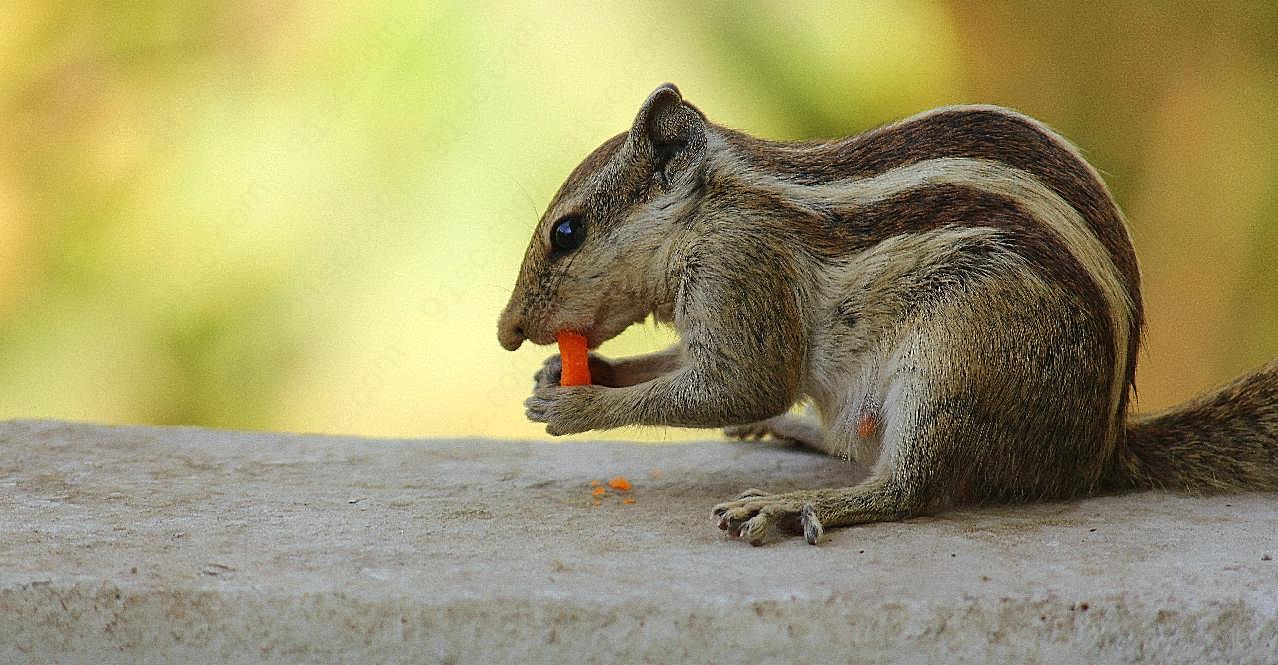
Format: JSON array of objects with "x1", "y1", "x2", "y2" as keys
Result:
[
  {"x1": 723, "y1": 423, "x2": 771, "y2": 441},
  {"x1": 713, "y1": 491, "x2": 816, "y2": 546},
  {"x1": 723, "y1": 415, "x2": 827, "y2": 450}
]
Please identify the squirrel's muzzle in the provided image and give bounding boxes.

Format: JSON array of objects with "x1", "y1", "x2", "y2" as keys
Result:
[{"x1": 497, "y1": 306, "x2": 526, "y2": 351}]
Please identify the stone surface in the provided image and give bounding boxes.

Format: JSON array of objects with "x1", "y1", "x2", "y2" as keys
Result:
[{"x1": 1, "y1": 419, "x2": 1276, "y2": 664}]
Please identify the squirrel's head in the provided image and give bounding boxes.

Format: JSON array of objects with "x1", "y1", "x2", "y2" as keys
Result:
[{"x1": 498, "y1": 83, "x2": 708, "y2": 351}]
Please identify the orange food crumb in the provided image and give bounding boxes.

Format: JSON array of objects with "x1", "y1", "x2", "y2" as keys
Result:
[
  {"x1": 856, "y1": 412, "x2": 879, "y2": 439},
  {"x1": 556, "y1": 331, "x2": 591, "y2": 386},
  {"x1": 607, "y1": 476, "x2": 631, "y2": 491},
  {"x1": 591, "y1": 486, "x2": 606, "y2": 497},
  {"x1": 622, "y1": 497, "x2": 636, "y2": 505},
  {"x1": 589, "y1": 479, "x2": 602, "y2": 487}
]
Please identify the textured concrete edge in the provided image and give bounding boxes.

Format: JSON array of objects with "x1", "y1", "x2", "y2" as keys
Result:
[{"x1": 2, "y1": 581, "x2": 1274, "y2": 664}]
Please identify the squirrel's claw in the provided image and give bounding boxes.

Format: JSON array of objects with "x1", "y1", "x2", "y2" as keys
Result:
[
  {"x1": 800, "y1": 503, "x2": 824, "y2": 545},
  {"x1": 712, "y1": 491, "x2": 825, "y2": 546}
]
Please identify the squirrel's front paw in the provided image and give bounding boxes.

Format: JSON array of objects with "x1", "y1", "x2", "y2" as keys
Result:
[
  {"x1": 534, "y1": 353, "x2": 612, "y2": 389},
  {"x1": 533, "y1": 355, "x2": 564, "y2": 390},
  {"x1": 524, "y1": 385, "x2": 602, "y2": 436}
]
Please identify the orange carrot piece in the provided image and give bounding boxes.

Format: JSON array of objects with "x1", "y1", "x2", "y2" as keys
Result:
[
  {"x1": 557, "y1": 330, "x2": 591, "y2": 386},
  {"x1": 591, "y1": 486, "x2": 606, "y2": 497},
  {"x1": 607, "y1": 476, "x2": 631, "y2": 491}
]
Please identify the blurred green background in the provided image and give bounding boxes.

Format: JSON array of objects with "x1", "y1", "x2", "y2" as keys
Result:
[{"x1": 3, "y1": 2, "x2": 1276, "y2": 440}]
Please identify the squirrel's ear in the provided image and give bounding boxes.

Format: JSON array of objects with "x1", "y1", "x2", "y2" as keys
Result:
[{"x1": 629, "y1": 83, "x2": 706, "y2": 187}]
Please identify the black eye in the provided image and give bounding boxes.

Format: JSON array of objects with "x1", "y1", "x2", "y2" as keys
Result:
[{"x1": 551, "y1": 216, "x2": 586, "y2": 254}]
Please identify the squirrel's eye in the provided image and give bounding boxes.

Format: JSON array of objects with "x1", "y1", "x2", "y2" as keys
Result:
[{"x1": 551, "y1": 216, "x2": 585, "y2": 254}]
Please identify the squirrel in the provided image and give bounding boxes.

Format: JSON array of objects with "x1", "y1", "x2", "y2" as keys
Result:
[{"x1": 496, "y1": 83, "x2": 1278, "y2": 546}]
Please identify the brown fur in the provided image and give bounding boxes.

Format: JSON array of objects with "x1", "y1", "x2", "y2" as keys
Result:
[{"x1": 498, "y1": 84, "x2": 1278, "y2": 546}]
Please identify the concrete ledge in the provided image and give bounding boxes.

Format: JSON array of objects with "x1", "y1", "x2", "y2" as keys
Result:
[{"x1": 1, "y1": 419, "x2": 1275, "y2": 663}]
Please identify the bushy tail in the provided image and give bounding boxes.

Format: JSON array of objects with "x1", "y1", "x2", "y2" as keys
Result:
[{"x1": 1106, "y1": 359, "x2": 1278, "y2": 492}]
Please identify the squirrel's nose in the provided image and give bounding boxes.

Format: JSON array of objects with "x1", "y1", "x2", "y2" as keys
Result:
[{"x1": 497, "y1": 310, "x2": 526, "y2": 351}]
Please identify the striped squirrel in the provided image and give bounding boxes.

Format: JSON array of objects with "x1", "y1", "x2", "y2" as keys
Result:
[{"x1": 497, "y1": 83, "x2": 1278, "y2": 546}]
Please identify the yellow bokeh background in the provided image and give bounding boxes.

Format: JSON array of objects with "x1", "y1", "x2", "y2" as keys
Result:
[{"x1": 3, "y1": 3, "x2": 1276, "y2": 440}]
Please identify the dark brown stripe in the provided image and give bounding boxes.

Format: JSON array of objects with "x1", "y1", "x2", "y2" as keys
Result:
[
  {"x1": 701, "y1": 180, "x2": 1122, "y2": 425},
  {"x1": 703, "y1": 180, "x2": 1115, "y2": 353},
  {"x1": 842, "y1": 184, "x2": 1111, "y2": 324},
  {"x1": 719, "y1": 107, "x2": 1141, "y2": 398}
]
